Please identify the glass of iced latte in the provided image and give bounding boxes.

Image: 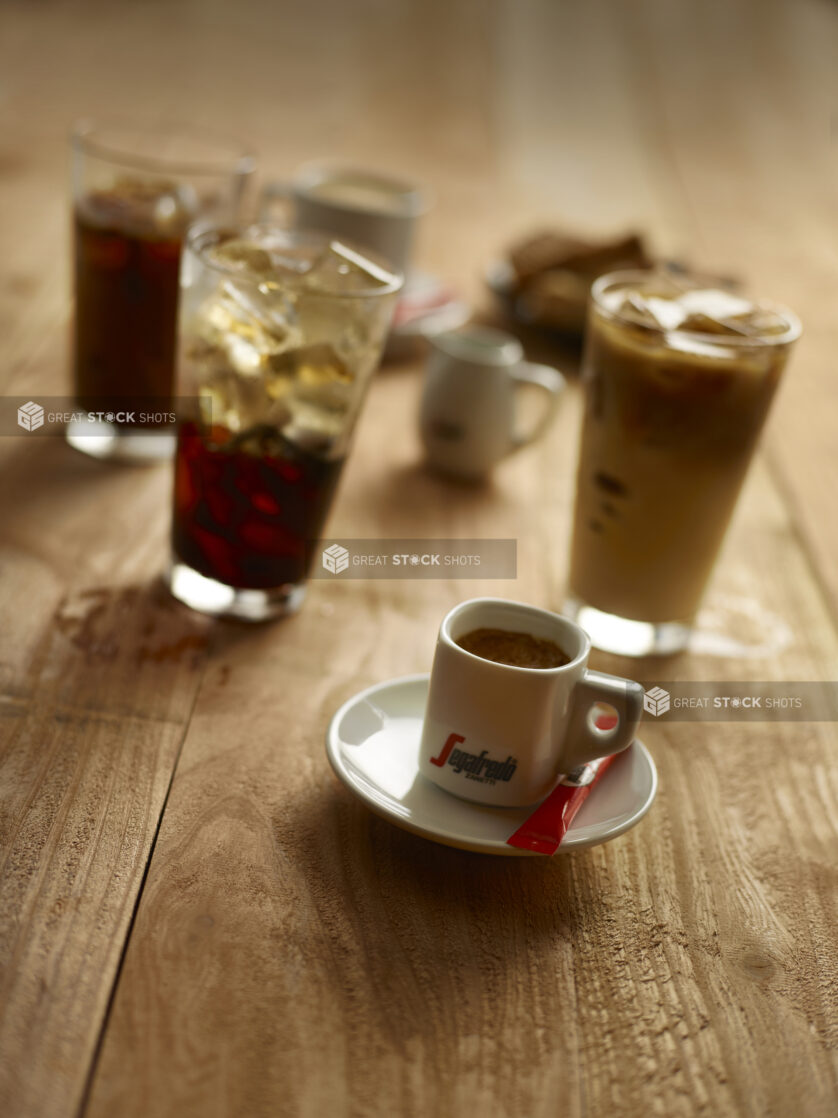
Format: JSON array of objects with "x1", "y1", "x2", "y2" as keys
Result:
[
  {"x1": 566, "y1": 270, "x2": 800, "y2": 656},
  {"x1": 167, "y1": 221, "x2": 402, "y2": 620}
]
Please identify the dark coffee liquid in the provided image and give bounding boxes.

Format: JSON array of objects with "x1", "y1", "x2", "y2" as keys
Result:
[
  {"x1": 456, "y1": 627, "x2": 570, "y2": 669},
  {"x1": 73, "y1": 189, "x2": 184, "y2": 423},
  {"x1": 172, "y1": 421, "x2": 345, "y2": 590}
]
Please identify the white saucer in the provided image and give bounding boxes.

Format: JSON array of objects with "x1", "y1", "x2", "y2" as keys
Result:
[{"x1": 326, "y1": 674, "x2": 657, "y2": 856}]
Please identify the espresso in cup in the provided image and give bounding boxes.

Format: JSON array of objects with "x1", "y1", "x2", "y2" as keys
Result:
[
  {"x1": 419, "y1": 598, "x2": 644, "y2": 806},
  {"x1": 456, "y1": 627, "x2": 570, "y2": 669}
]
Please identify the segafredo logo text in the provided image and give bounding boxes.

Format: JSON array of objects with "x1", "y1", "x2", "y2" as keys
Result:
[{"x1": 429, "y1": 733, "x2": 517, "y2": 785}]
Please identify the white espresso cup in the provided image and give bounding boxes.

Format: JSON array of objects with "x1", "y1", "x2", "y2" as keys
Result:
[
  {"x1": 420, "y1": 326, "x2": 565, "y2": 480},
  {"x1": 419, "y1": 598, "x2": 645, "y2": 807},
  {"x1": 261, "y1": 162, "x2": 428, "y2": 275}
]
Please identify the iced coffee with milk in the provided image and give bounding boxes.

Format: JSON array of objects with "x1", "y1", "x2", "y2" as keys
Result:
[{"x1": 567, "y1": 270, "x2": 800, "y2": 656}]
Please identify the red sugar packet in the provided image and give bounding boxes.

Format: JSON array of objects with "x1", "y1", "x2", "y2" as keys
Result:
[{"x1": 506, "y1": 753, "x2": 618, "y2": 855}]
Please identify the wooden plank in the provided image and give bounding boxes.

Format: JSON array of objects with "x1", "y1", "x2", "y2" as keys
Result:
[
  {"x1": 0, "y1": 709, "x2": 184, "y2": 1118},
  {"x1": 0, "y1": 557, "x2": 212, "y2": 1117}
]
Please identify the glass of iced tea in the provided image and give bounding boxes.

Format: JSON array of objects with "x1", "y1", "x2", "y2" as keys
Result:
[
  {"x1": 566, "y1": 270, "x2": 800, "y2": 656},
  {"x1": 168, "y1": 221, "x2": 403, "y2": 620},
  {"x1": 70, "y1": 121, "x2": 255, "y2": 461}
]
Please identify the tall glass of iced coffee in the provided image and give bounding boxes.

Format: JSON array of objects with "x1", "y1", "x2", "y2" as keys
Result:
[
  {"x1": 70, "y1": 121, "x2": 255, "y2": 461},
  {"x1": 566, "y1": 270, "x2": 800, "y2": 656}
]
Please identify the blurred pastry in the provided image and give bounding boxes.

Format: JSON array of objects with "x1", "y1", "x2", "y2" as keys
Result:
[{"x1": 499, "y1": 229, "x2": 652, "y2": 334}]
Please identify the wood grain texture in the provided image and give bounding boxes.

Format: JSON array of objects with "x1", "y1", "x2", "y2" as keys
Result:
[
  {"x1": 0, "y1": 435, "x2": 214, "y2": 1115},
  {"x1": 0, "y1": 0, "x2": 835, "y2": 1116}
]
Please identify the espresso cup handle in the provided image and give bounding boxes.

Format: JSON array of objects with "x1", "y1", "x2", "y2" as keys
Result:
[
  {"x1": 259, "y1": 180, "x2": 294, "y2": 223},
  {"x1": 509, "y1": 362, "x2": 566, "y2": 451},
  {"x1": 561, "y1": 669, "x2": 644, "y2": 771}
]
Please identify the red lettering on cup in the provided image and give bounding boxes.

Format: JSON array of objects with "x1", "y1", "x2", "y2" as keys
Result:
[{"x1": 430, "y1": 732, "x2": 465, "y2": 767}]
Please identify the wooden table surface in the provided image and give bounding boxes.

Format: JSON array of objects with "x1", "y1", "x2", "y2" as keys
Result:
[{"x1": 1, "y1": 1, "x2": 837, "y2": 1115}]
